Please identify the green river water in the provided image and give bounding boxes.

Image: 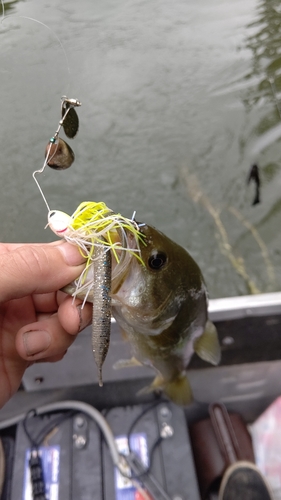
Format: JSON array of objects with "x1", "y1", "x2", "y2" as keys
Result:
[{"x1": 0, "y1": 0, "x2": 281, "y2": 298}]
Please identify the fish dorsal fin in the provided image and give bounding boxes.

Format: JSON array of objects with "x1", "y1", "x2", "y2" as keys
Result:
[{"x1": 194, "y1": 320, "x2": 221, "y2": 366}]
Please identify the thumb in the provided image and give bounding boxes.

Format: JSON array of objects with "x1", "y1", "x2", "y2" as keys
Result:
[{"x1": 0, "y1": 242, "x2": 85, "y2": 302}]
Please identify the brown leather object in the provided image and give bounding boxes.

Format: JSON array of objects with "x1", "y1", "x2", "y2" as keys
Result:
[{"x1": 189, "y1": 403, "x2": 255, "y2": 499}]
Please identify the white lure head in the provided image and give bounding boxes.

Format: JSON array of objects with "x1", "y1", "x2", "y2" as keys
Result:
[{"x1": 48, "y1": 210, "x2": 73, "y2": 237}]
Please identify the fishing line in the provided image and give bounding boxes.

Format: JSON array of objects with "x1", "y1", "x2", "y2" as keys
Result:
[{"x1": 0, "y1": 1, "x2": 71, "y2": 85}]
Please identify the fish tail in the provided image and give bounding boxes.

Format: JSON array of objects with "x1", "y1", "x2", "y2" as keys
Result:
[
  {"x1": 138, "y1": 373, "x2": 193, "y2": 406},
  {"x1": 163, "y1": 374, "x2": 193, "y2": 406}
]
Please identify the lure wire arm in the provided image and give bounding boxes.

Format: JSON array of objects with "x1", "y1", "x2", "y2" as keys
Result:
[{"x1": 32, "y1": 96, "x2": 81, "y2": 212}]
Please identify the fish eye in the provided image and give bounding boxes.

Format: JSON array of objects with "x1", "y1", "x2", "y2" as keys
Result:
[{"x1": 148, "y1": 252, "x2": 167, "y2": 270}]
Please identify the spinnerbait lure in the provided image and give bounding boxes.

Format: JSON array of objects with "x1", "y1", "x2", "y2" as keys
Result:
[{"x1": 32, "y1": 99, "x2": 144, "y2": 386}]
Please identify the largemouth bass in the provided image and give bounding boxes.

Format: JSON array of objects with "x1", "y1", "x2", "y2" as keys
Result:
[{"x1": 64, "y1": 220, "x2": 221, "y2": 406}]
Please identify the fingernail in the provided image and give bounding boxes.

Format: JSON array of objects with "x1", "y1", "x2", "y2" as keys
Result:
[
  {"x1": 23, "y1": 330, "x2": 51, "y2": 356},
  {"x1": 57, "y1": 242, "x2": 85, "y2": 266}
]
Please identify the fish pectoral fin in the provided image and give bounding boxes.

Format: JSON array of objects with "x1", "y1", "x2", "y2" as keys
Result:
[
  {"x1": 137, "y1": 375, "x2": 164, "y2": 396},
  {"x1": 113, "y1": 357, "x2": 143, "y2": 370},
  {"x1": 138, "y1": 373, "x2": 193, "y2": 407},
  {"x1": 194, "y1": 320, "x2": 221, "y2": 365}
]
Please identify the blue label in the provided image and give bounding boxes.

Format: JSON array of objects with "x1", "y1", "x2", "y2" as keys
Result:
[
  {"x1": 114, "y1": 433, "x2": 150, "y2": 500},
  {"x1": 23, "y1": 446, "x2": 60, "y2": 500}
]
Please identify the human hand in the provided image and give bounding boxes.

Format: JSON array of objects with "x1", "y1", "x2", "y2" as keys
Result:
[{"x1": 0, "y1": 241, "x2": 92, "y2": 408}]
